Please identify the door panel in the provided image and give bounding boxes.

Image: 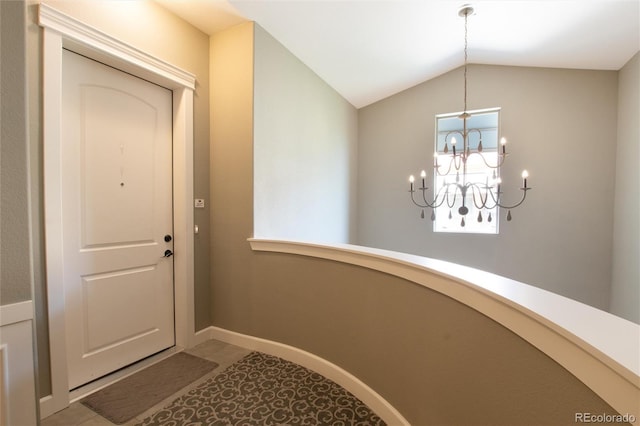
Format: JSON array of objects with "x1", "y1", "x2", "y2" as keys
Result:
[
  {"x1": 81, "y1": 85, "x2": 156, "y2": 247},
  {"x1": 81, "y1": 266, "x2": 161, "y2": 354},
  {"x1": 62, "y1": 49, "x2": 175, "y2": 389}
]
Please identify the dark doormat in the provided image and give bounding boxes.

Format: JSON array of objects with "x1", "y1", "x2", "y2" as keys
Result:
[{"x1": 81, "y1": 352, "x2": 218, "y2": 424}]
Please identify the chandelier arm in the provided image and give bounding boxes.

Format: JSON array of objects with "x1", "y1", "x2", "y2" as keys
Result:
[
  {"x1": 409, "y1": 190, "x2": 430, "y2": 208},
  {"x1": 453, "y1": 153, "x2": 463, "y2": 171},
  {"x1": 488, "y1": 185, "x2": 500, "y2": 208},
  {"x1": 410, "y1": 184, "x2": 456, "y2": 210},
  {"x1": 431, "y1": 185, "x2": 450, "y2": 209},
  {"x1": 434, "y1": 159, "x2": 454, "y2": 176},
  {"x1": 445, "y1": 130, "x2": 465, "y2": 143},
  {"x1": 420, "y1": 187, "x2": 438, "y2": 208},
  {"x1": 445, "y1": 130, "x2": 465, "y2": 171},
  {"x1": 468, "y1": 128, "x2": 482, "y2": 138},
  {"x1": 445, "y1": 185, "x2": 459, "y2": 209},
  {"x1": 468, "y1": 183, "x2": 490, "y2": 209},
  {"x1": 466, "y1": 151, "x2": 506, "y2": 169},
  {"x1": 496, "y1": 188, "x2": 532, "y2": 210}
]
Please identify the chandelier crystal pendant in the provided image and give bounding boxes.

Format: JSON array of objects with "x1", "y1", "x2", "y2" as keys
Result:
[{"x1": 408, "y1": 4, "x2": 530, "y2": 227}]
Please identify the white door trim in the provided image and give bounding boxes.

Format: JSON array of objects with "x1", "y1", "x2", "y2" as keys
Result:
[{"x1": 38, "y1": 4, "x2": 195, "y2": 418}]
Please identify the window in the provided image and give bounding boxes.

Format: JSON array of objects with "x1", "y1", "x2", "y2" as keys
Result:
[{"x1": 433, "y1": 108, "x2": 501, "y2": 234}]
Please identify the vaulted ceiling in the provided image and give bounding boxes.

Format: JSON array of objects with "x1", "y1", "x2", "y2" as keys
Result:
[{"x1": 155, "y1": 0, "x2": 640, "y2": 108}]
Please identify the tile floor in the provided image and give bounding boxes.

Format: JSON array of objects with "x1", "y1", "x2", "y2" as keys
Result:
[{"x1": 41, "y1": 339, "x2": 252, "y2": 426}]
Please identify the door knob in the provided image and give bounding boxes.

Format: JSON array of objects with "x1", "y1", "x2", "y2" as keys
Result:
[
  {"x1": 163, "y1": 249, "x2": 173, "y2": 257},
  {"x1": 164, "y1": 234, "x2": 172, "y2": 242}
]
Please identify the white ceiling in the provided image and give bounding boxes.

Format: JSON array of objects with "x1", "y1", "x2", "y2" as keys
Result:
[{"x1": 155, "y1": 0, "x2": 640, "y2": 108}]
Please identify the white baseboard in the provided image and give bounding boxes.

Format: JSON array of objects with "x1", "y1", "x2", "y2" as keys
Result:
[
  {"x1": 194, "y1": 326, "x2": 214, "y2": 346},
  {"x1": 197, "y1": 325, "x2": 409, "y2": 426},
  {"x1": 39, "y1": 395, "x2": 56, "y2": 419}
]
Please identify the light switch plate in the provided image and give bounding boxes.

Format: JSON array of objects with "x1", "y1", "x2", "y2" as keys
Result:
[{"x1": 194, "y1": 199, "x2": 205, "y2": 208}]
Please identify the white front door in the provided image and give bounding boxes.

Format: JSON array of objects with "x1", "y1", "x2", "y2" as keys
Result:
[{"x1": 61, "y1": 49, "x2": 175, "y2": 389}]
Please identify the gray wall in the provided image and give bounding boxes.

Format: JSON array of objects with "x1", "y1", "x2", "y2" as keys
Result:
[
  {"x1": 357, "y1": 64, "x2": 619, "y2": 312},
  {"x1": 611, "y1": 52, "x2": 640, "y2": 323},
  {"x1": 1, "y1": 0, "x2": 31, "y2": 305},
  {"x1": 253, "y1": 24, "x2": 358, "y2": 243},
  {"x1": 27, "y1": 0, "x2": 212, "y2": 396}
]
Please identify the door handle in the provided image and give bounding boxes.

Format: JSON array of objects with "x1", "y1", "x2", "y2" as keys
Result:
[{"x1": 163, "y1": 249, "x2": 173, "y2": 258}]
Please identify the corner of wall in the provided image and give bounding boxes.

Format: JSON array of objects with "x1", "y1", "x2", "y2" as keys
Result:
[
  {"x1": 251, "y1": 24, "x2": 358, "y2": 243},
  {"x1": 209, "y1": 20, "x2": 255, "y2": 330},
  {"x1": 610, "y1": 51, "x2": 640, "y2": 324}
]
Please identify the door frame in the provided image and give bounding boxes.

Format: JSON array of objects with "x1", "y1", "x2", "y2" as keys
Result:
[{"x1": 38, "y1": 3, "x2": 196, "y2": 417}]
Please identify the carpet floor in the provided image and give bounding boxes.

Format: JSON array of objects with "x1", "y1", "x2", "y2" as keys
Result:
[{"x1": 136, "y1": 351, "x2": 386, "y2": 425}]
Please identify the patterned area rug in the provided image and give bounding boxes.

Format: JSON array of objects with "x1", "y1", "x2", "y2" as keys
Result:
[{"x1": 137, "y1": 351, "x2": 386, "y2": 425}]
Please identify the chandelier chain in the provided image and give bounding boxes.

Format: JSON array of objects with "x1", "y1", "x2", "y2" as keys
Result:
[{"x1": 463, "y1": 10, "x2": 468, "y2": 113}]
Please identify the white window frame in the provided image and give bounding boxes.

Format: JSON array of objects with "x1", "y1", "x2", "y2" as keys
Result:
[{"x1": 433, "y1": 108, "x2": 501, "y2": 234}]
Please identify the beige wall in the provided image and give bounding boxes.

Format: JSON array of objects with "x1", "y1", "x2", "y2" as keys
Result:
[
  {"x1": 1, "y1": 0, "x2": 31, "y2": 305},
  {"x1": 251, "y1": 252, "x2": 621, "y2": 425},
  {"x1": 357, "y1": 64, "x2": 619, "y2": 312},
  {"x1": 26, "y1": 0, "x2": 211, "y2": 396},
  {"x1": 209, "y1": 22, "x2": 256, "y2": 331},
  {"x1": 611, "y1": 52, "x2": 640, "y2": 323}
]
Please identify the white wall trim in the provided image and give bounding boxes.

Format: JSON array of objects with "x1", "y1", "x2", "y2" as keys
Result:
[
  {"x1": 0, "y1": 343, "x2": 7, "y2": 426},
  {"x1": 172, "y1": 87, "x2": 195, "y2": 350},
  {"x1": 249, "y1": 238, "x2": 640, "y2": 423},
  {"x1": 38, "y1": 4, "x2": 195, "y2": 418},
  {"x1": 198, "y1": 326, "x2": 409, "y2": 426},
  {"x1": 38, "y1": 3, "x2": 195, "y2": 90},
  {"x1": 0, "y1": 300, "x2": 33, "y2": 326}
]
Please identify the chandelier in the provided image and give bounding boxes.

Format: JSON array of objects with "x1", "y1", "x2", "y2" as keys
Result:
[{"x1": 408, "y1": 4, "x2": 530, "y2": 227}]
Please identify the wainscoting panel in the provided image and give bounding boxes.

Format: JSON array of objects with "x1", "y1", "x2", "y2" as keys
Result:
[{"x1": 0, "y1": 301, "x2": 38, "y2": 425}]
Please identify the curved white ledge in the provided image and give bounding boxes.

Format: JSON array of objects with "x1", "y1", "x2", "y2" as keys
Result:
[{"x1": 249, "y1": 238, "x2": 640, "y2": 422}]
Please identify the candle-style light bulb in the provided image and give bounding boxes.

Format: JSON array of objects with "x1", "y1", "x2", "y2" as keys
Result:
[
  {"x1": 433, "y1": 152, "x2": 439, "y2": 168},
  {"x1": 409, "y1": 175, "x2": 415, "y2": 192},
  {"x1": 451, "y1": 137, "x2": 457, "y2": 155},
  {"x1": 420, "y1": 170, "x2": 426, "y2": 188},
  {"x1": 500, "y1": 137, "x2": 507, "y2": 154},
  {"x1": 521, "y1": 170, "x2": 529, "y2": 188}
]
